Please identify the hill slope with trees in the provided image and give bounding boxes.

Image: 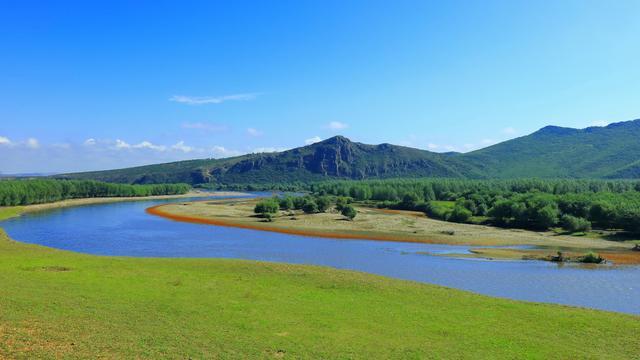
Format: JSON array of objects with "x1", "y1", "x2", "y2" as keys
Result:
[{"x1": 59, "y1": 119, "x2": 640, "y2": 185}]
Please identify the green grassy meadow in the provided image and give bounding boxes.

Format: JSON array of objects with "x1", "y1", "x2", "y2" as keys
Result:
[{"x1": 0, "y1": 225, "x2": 639, "y2": 359}]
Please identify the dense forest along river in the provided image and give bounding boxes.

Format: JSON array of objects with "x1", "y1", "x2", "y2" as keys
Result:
[{"x1": 2, "y1": 193, "x2": 639, "y2": 315}]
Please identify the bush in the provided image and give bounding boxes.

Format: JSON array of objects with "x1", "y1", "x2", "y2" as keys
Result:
[
  {"x1": 424, "y1": 201, "x2": 450, "y2": 220},
  {"x1": 335, "y1": 196, "x2": 352, "y2": 211},
  {"x1": 254, "y1": 199, "x2": 279, "y2": 217},
  {"x1": 561, "y1": 214, "x2": 592, "y2": 233},
  {"x1": 279, "y1": 196, "x2": 294, "y2": 210},
  {"x1": 579, "y1": 252, "x2": 605, "y2": 264},
  {"x1": 316, "y1": 196, "x2": 331, "y2": 213},
  {"x1": 530, "y1": 204, "x2": 559, "y2": 229},
  {"x1": 302, "y1": 199, "x2": 319, "y2": 214},
  {"x1": 447, "y1": 205, "x2": 472, "y2": 223},
  {"x1": 341, "y1": 204, "x2": 357, "y2": 221}
]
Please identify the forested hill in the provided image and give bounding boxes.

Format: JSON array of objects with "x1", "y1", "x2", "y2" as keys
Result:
[
  {"x1": 461, "y1": 119, "x2": 640, "y2": 178},
  {"x1": 60, "y1": 136, "x2": 477, "y2": 184},
  {"x1": 59, "y1": 119, "x2": 640, "y2": 184}
]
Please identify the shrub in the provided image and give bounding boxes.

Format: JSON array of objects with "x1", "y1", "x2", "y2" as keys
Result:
[
  {"x1": 302, "y1": 199, "x2": 319, "y2": 214},
  {"x1": 335, "y1": 196, "x2": 352, "y2": 211},
  {"x1": 561, "y1": 214, "x2": 592, "y2": 233},
  {"x1": 254, "y1": 199, "x2": 279, "y2": 217},
  {"x1": 424, "y1": 201, "x2": 450, "y2": 220},
  {"x1": 279, "y1": 196, "x2": 294, "y2": 210},
  {"x1": 447, "y1": 205, "x2": 472, "y2": 223},
  {"x1": 341, "y1": 204, "x2": 357, "y2": 221},
  {"x1": 579, "y1": 252, "x2": 605, "y2": 264},
  {"x1": 316, "y1": 196, "x2": 331, "y2": 213},
  {"x1": 530, "y1": 204, "x2": 559, "y2": 229}
]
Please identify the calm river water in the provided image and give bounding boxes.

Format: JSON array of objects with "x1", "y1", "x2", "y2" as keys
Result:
[{"x1": 2, "y1": 193, "x2": 639, "y2": 315}]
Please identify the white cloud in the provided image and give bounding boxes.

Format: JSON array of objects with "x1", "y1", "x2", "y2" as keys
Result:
[
  {"x1": 0, "y1": 136, "x2": 11, "y2": 146},
  {"x1": 502, "y1": 127, "x2": 517, "y2": 135},
  {"x1": 25, "y1": 138, "x2": 39, "y2": 149},
  {"x1": 481, "y1": 138, "x2": 495, "y2": 145},
  {"x1": 171, "y1": 141, "x2": 194, "y2": 153},
  {"x1": 247, "y1": 127, "x2": 263, "y2": 137},
  {"x1": 327, "y1": 121, "x2": 348, "y2": 130},
  {"x1": 305, "y1": 136, "x2": 322, "y2": 145},
  {"x1": 181, "y1": 122, "x2": 228, "y2": 132},
  {"x1": 170, "y1": 93, "x2": 258, "y2": 105},
  {"x1": 427, "y1": 143, "x2": 438, "y2": 150},
  {"x1": 133, "y1": 141, "x2": 166, "y2": 151},
  {"x1": 83, "y1": 138, "x2": 97, "y2": 146},
  {"x1": 114, "y1": 139, "x2": 131, "y2": 149}
]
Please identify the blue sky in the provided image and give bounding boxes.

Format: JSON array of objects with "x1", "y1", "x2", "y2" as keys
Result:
[{"x1": 1, "y1": 0, "x2": 640, "y2": 173}]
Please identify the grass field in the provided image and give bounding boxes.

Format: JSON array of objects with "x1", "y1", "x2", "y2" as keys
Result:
[
  {"x1": 150, "y1": 199, "x2": 640, "y2": 264},
  {"x1": 0, "y1": 229, "x2": 639, "y2": 359},
  {"x1": 1, "y1": 198, "x2": 640, "y2": 358}
]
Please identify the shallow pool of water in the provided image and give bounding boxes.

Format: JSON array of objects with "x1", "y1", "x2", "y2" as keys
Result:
[{"x1": 2, "y1": 193, "x2": 639, "y2": 315}]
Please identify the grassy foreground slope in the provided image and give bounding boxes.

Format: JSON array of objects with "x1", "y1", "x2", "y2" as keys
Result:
[{"x1": 1, "y1": 231, "x2": 639, "y2": 358}]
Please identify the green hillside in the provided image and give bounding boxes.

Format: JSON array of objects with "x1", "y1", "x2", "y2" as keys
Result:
[
  {"x1": 462, "y1": 120, "x2": 640, "y2": 178},
  {"x1": 59, "y1": 119, "x2": 640, "y2": 184}
]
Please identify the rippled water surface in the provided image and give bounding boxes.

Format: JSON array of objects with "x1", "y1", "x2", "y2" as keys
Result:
[{"x1": 2, "y1": 193, "x2": 639, "y2": 315}]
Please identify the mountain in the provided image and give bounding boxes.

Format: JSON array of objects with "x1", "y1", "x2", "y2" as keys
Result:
[
  {"x1": 460, "y1": 119, "x2": 640, "y2": 178},
  {"x1": 59, "y1": 119, "x2": 640, "y2": 184},
  {"x1": 60, "y1": 136, "x2": 478, "y2": 184}
]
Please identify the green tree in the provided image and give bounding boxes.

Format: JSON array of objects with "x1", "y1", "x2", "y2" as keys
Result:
[
  {"x1": 254, "y1": 199, "x2": 279, "y2": 218},
  {"x1": 316, "y1": 196, "x2": 331, "y2": 212},
  {"x1": 448, "y1": 205, "x2": 472, "y2": 223},
  {"x1": 302, "y1": 199, "x2": 319, "y2": 214},
  {"x1": 341, "y1": 204, "x2": 357, "y2": 221},
  {"x1": 279, "y1": 196, "x2": 294, "y2": 210}
]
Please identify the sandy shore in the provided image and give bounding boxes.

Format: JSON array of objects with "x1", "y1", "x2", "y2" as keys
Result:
[{"x1": 147, "y1": 199, "x2": 640, "y2": 265}]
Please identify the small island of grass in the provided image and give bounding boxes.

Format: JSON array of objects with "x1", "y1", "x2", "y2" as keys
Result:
[{"x1": 148, "y1": 197, "x2": 640, "y2": 265}]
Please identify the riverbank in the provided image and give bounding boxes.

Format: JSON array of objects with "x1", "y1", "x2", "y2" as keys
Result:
[
  {"x1": 149, "y1": 199, "x2": 640, "y2": 264},
  {"x1": 0, "y1": 230, "x2": 638, "y2": 358},
  {"x1": 0, "y1": 191, "x2": 250, "y2": 221}
]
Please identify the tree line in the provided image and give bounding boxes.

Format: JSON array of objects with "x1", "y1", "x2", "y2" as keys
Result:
[
  {"x1": 0, "y1": 179, "x2": 191, "y2": 206},
  {"x1": 254, "y1": 194, "x2": 357, "y2": 221},
  {"x1": 309, "y1": 179, "x2": 640, "y2": 234}
]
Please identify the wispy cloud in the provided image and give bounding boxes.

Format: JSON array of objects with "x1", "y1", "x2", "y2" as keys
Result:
[
  {"x1": 171, "y1": 141, "x2": 194, "y2": 153},
  {"x1": 114, "y1": 139, "x2": 131, "y2": 149},
  {"x1": 181, "y1": 122, "x2": 228, "y2": 132},
  {"x1": 427, "y1": 143, "x2": 438, "y2": 150},
  {"x1": 502, "y1": 127, "x2": 517, "y2": 135},
  {"x1": 133, "y1": 141, "x2": 166, "y2": 151},
  {"x1": 25, "y1": 138, "x2": 39, "y2": 149},
  {"x1": 305, "y1": 136, "x2": 322, "y2": 145},
  {"x1": 0, "y1": 136, "x2": 12, "y2": 146},
  {"x1": 247, "y1": 127, "x2": 263, "y2": 137},
  {"x1": 327, "y1": 121, "x2": 349, "y2": 131},
  {"x1": 83, "y1": 138, "x2": 97, "y2": 146},
  {"x1": 170, "y1": 93, "x2": 258, "y2": 105}
]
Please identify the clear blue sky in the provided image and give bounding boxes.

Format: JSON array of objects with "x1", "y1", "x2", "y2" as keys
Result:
[{"x1": 1, "y1": 0, "x2": 639, "y2": 173}]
